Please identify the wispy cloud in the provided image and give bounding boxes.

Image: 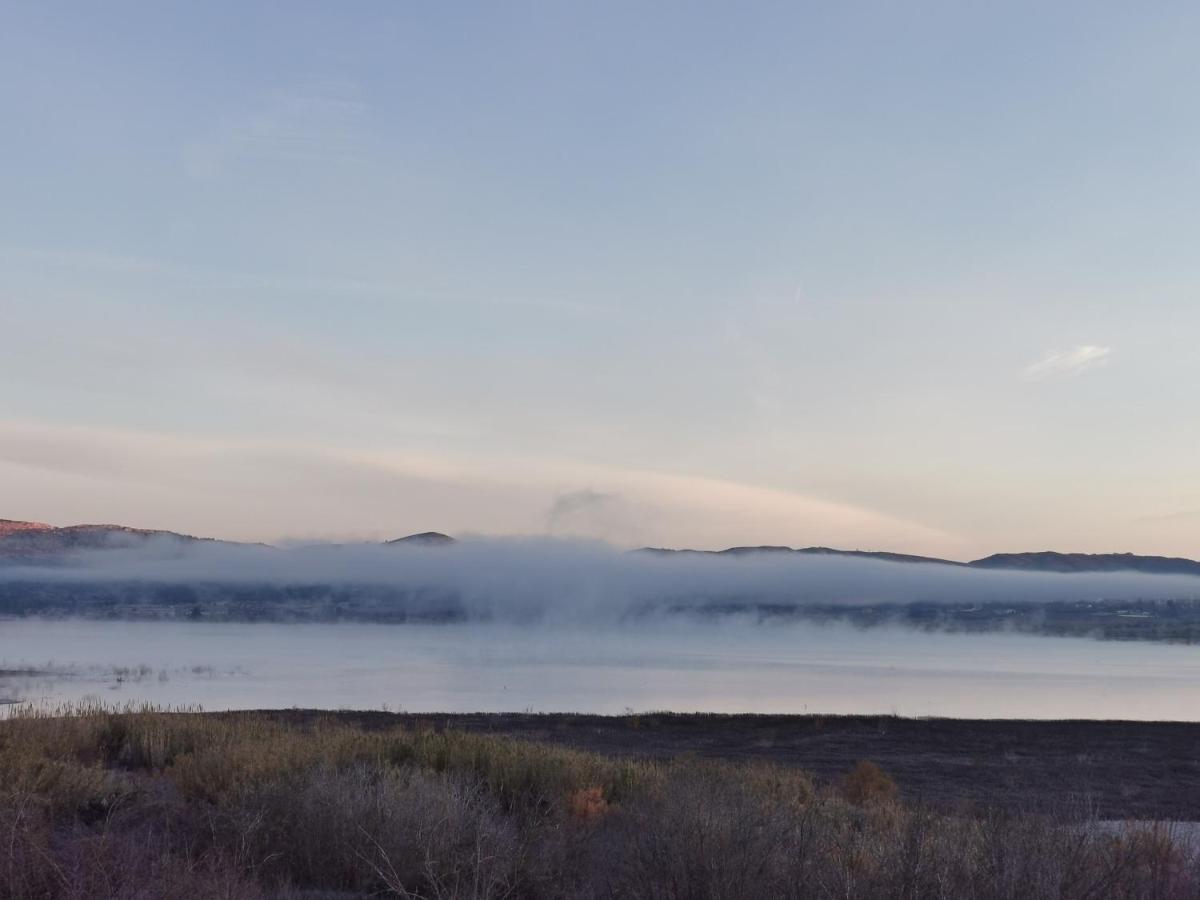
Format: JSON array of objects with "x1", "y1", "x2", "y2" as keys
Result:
[
  {"x1": 1022, "y1": 345, "x2": 1111, "y2": 381},
  {"x1": 1136, "y1": 508, "x2": 1200, "y2": 523},
  {"x1": 0, "y1": 420, "x2": 964, "y2": 554},
  {"x1": 183, "y1": 86, "x2": 367, "y2": 178}
]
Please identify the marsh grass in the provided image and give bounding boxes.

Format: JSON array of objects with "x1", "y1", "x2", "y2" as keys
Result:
[{"x1": 0, "y1": 703, "x2": 1195, "y2": 898}]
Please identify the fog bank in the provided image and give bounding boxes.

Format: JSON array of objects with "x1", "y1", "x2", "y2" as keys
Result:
[{"x1": 2, "y1": 537, "x2": 1199, "y2": 624}]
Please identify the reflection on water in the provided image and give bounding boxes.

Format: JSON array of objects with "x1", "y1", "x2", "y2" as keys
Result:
[{"x1": 0, "y1": 618, "x2": 1197, "y2": 720}]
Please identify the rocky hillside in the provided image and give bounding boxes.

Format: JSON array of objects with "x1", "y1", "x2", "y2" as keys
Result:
[
  {"x1": 0, "y1": 519, "x2": 458, "y2": 562},
  {"x1": 0, "y1": 519, "x2": 55, "y2": 538},
  {"x1": 0, "y1": 519, "x2": 214, "y2": 560}
]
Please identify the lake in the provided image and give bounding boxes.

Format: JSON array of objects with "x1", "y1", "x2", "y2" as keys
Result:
[{"x1": 1, "y1": 618, "x2": 1198, "y2": 720}]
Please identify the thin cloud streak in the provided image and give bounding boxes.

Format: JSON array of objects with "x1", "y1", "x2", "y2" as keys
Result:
[
  {"x1": 182, "y1": 87, "x2": 369, "y2": 178},
  {"x1": 0, "y1": 419, "x2": 965, "y2": 554},
  {"x1": 1022, "y1": 346, "x2": 1111, "y2": 381}
]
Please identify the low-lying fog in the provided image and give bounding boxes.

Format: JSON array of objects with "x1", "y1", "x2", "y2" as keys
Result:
[
  {"x1": 2, "y1": 618, "x2": 1198, "y2": 720},
  {"x1": 4, "y1": 538, "x2": 1199, "y2": 719},
  {"x1": 4, "y1": 536, "x2": 1200, "y2": 622}
]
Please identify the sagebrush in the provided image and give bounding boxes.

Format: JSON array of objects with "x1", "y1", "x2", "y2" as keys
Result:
[{"x1": 0, "y1": 704, "x2": 1193, "y2": 898}]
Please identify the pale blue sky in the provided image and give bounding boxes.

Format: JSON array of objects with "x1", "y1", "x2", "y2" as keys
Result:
[{"x1": 2, "y1": 2, "x2": 1199, "y2": 556}]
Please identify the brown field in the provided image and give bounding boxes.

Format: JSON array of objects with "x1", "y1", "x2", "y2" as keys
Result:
[
  {"x1": 295, "y1": 710, "x2": 1200, "y2": 822},
  {"x1": 1, "y1": 705, "x2": 1198, "y2": 898}
]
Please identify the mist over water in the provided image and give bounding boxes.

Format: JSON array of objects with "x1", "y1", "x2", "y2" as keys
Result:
[
  {"x1": 4, "y1": 536, "x2": 1200, "y2": 624},
  {"x1": 4, "y1": 538, "x2": 1200, "y2": 719}
]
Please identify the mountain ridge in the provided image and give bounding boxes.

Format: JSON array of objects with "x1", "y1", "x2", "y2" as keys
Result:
[
  {"x1": 0, "y1": 519, "x2": 248, "y2": 560},
  {"x1": 969, "y1": 551, "x2": 1200, "y2": 577},
  {"x1": 639, "y1": 544, "x2": 1200, "y2": 576},
  {"x1": 2, "y1": 518, "x2": 1198, "y2": 576}
]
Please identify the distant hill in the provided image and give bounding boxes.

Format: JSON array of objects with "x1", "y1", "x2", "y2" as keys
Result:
[
  {"x1": 731, "y1": 546, "x2": 963, "y2": 566},
  {"x1": 0, "y1": 520, "x2": 462, "y2": 560},
  {"x1": 637, "y1": 544, "x2": 1200, "y2": 576},
  {"x1": 0, "y1": 519, "x2": 54, "y2": 538},
  {"x1": 384, "y1": 532, "x2": 456, "y2": 547},
  {"x1": 637, "y1": 545, "x2": 962, "y2": 566},
  {"x1": 3, "y1": 516, "x2": 1197, "y2": 577},
  {"x1": 0, "y1": 519, "x2": 216, "y2": 560},
  {"x1": 969, "y1": 551, "x2": 1200, "y2": 577}
]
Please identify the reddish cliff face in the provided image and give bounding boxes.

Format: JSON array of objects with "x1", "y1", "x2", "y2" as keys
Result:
[
  {"x1": 0, "y1": 519, "x2": 54, "y2": 537},
  {"x1": 0, "y1": 521, "x2": 208, "y2": 559}
]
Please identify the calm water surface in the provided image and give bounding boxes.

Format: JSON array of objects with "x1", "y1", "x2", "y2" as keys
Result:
[{"x1": 1, "y1": 619, "x2": 1197, "y2": 719}]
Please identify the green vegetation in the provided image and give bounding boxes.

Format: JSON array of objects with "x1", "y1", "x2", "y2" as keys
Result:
[{"x1": 0, "y1": 704, "x2": 1194, "y2": 898}]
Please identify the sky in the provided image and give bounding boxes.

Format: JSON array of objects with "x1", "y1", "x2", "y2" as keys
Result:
[{"x1": 1, "y1": 1, "x2": 1199, "y2": 558}]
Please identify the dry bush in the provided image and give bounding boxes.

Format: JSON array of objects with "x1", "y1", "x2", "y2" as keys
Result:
[
  {"x1": 566, "y1": 786, "x2": 608, "y2": 821},
  {"x1": 1112, "y1": 823, "x2": 1197, "y2": 896},
  {"x1": 0, "y1": 788, "x2": 264, "y2": 900},
  {"x1": 390, "y1": 727, "x2": 645, "y2": 820},
  {"x1": 599, "y1": 760, "x2": 813, "y2": 899},
  {"x1": 841, "y1": 760, "x2": 898, "y2": 807},
  {"x1": 3, "y1": 706, "x2": 1200, "y2": 900},
  {"x1": 50, "y1": 829, "x2": 265, "y2": 900},
  {"x1": 221, "y1": 764, "x2": 519, "y2": 897},
  {"x1": 0, "y1": 793, "x2": 60, "y2": 899}
]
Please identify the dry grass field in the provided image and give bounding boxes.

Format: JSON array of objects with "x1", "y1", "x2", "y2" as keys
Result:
[{"x1": 0, "y1": 705, "x2": 1197, "y2": 898}]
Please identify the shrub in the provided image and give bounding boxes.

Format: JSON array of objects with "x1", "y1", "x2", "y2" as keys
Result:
[
  {"x1": 842, "y1": 760, "x2": 898, "y2": 806},
  {"x1": 1, "y1": 706, "x2": 1198, "y2": 900}
]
